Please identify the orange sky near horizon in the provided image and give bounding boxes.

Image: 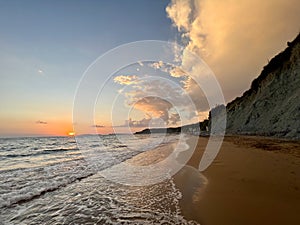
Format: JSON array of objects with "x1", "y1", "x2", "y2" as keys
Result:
[{"x1": 0, "y1": 0, "x2": 299, "y2": 137}]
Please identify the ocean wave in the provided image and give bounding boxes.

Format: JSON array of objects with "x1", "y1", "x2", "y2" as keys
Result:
[
  {"x1": 0, "y1": 134, "x2": 197, "y2": 224},
  {"x1": 2, "y1": 173, "x2": 200, "y2": 225},
  {"x1": 0, "y1": 160, "x2": 95, "y2": 209},
  {"x1": 3, "y1": 147, "x2": 79, "y2": 158},
  {"x1": 0, "y1": 172, "x2": 94, "y2": 208}
]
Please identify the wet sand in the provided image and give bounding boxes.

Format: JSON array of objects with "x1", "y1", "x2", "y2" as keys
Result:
[{"x1": 175, "y1": 135, "x2": 300, "y2": 225}]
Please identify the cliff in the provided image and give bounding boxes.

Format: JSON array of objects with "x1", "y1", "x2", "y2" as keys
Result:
[{"x1": 225, "y1": 33, "x2": 300, "y2": 139}]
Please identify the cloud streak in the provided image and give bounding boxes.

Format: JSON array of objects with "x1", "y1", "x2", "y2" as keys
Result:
[
  {"x1": 36, "y1": 120, "x2": 47, "y2": 125},
  {"x1": 91, "y1": 124, "x2": 105, "y2": 128}
]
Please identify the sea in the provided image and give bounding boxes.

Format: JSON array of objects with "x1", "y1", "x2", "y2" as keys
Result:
[{"x1": 0, "y1": 134, "x2": 200, "y2": 224}]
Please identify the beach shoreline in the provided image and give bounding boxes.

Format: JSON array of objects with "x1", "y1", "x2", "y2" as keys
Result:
[{"x1": 174, "y1": 135, "x2": 300, "y2": 225}]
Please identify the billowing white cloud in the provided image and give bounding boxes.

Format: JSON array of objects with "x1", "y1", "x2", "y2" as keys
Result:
[
  {"x1": 167, "y1": 0, "x2": 300, "y2": 101},
  {"x1": 166, "y1": 0, "x2": 194, "y2": 32}
]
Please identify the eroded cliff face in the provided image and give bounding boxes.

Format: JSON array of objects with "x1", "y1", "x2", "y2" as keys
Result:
[{"x1": 225, "y1": 33, "x2": 300, "y2": 139}]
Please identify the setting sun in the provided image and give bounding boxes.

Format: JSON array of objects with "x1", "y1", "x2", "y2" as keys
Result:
[{"x1": 68, "y1": 131, "x2": 75, "y2": 136}]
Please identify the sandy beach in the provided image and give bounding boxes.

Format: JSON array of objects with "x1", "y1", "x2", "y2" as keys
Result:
[{"x1": 174, "y1": 135, "x2": 300, "y2": 225}]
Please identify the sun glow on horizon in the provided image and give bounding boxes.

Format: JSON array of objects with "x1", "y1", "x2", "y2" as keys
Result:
[{"x1": 68, "y1": 131, "x2": 75, "y2": 136}]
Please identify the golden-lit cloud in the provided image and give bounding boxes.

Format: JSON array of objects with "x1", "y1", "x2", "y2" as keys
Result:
[
  {"x1": 169, "y1": 66, "x2": 186, "y2": 78},
  {"x1": 113, "y1": 75, "x2": 139, "y2": 85},
  {"x1": 166, "y1": 0, "x2": 193, "y2": 32},
  {"x1": 149, "y1": 61, "x2": 186, "y2": 78},
  {"x1": 133, "y1": 96, "x2": 172, "y2": 121},
  {"x1": 125, "y1": 79, "x2": 183, "y2": 125},
  {"x1": 167, "y1": 0, "x2": 300, "y2": 101},
  {"x1": 150, "y1": 61, "x2": 164, "y2": 70}
]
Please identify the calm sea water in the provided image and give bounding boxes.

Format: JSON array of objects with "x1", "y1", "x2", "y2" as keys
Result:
[{"x1": 0, "y1": 134, "x2": 199, "y2": 224}]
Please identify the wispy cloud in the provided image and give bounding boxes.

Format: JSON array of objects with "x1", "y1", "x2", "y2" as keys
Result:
[
  {"x1": 137, "y1": 61, "x2": 144, "y2": 67},
  {"x1": 36, "y1": 120, "x2": 47, "y2": 125},
  {"x1": 37, "y1": 68, "x2": 47, "y2": 76},
  {"x1": 91, "y1": 124, "x2": 105, "y2": 128}
]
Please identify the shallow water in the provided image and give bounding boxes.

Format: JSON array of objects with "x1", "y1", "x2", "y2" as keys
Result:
[{"x1": 0, "y1": 134, "x2": 200, "y2": 224}]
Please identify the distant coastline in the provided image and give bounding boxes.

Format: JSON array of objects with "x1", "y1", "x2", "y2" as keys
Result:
[{"x1": 134, "y1": 120, "x2": 209, "y2": 136}]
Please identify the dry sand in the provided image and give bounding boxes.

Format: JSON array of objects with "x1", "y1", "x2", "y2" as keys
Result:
[{"x1": 174, "y1": 135, "x2": 300, "y2": 225}]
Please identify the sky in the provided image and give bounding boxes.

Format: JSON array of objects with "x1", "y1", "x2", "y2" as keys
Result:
[{"x1": 0, "y1": 0, "x2": 299, "y2": 137}]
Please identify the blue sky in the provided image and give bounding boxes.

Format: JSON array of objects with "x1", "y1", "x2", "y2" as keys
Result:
[
  {"x1": 1, "y1": 0, "x2": 299, "y2": 136},
  {"x1": 0, "y1": 0, "x2": 176, "y2": 136}
]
